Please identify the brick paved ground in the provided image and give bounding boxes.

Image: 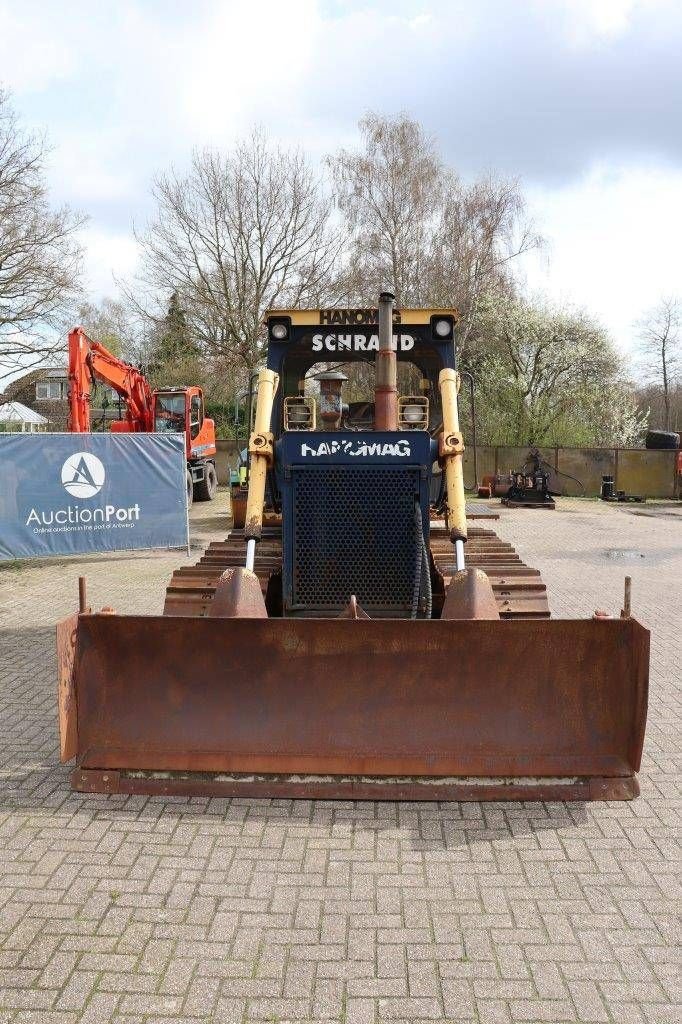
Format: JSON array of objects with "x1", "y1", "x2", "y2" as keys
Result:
[{"x1": 0, "y1": 492, "x2": 679, "y2": 1024}]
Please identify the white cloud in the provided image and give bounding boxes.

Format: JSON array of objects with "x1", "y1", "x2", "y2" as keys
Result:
[
  {"x1": 180, "y1": 0, "x2": 320, "y2": 142},
  {"x1": 75, "y1": 225, "x2": 139, "y2": 295},
  {"x1": 522, "y1": 161, "x2": 682, "y2": 360},
  {"x1": 0, "y1": 0, "x2": 680, "y2": 362},
  {"x1": 548, "y1": 0, "x2": 669, "y2": 44},
  {"x1": 48, "y1": 138, "x2": 139, "y2": 206},
  {"x1": 0, "y1": 1, "x2": 76, "y2": 92}
]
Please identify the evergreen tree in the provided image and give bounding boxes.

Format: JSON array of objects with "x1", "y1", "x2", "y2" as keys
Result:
[{"x1": 154, "y1": 291, "x2": 199, "y2": 365}]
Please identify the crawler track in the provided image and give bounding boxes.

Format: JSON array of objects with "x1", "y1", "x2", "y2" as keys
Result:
[{"x1": 164, "y1": 521, "x2": 550, "y2": 619}]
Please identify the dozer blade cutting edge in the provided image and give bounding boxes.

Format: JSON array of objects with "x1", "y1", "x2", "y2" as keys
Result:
[{"x1": 58, "y1": 611, "x2": 649, "y2": 801}]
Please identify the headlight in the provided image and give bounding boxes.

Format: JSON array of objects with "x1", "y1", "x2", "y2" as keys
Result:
[
  {"x1": 434, "y1": 318, "x2": 451, "y2": 338},
  {"x1": 398, "y1": 396, "x2": 429, "y2": 429},
  {"x1": 403, "y1": 403, "x2": 426, "y2": 423},
  {"x1": 288, "y1": 403, "x2": 310, "y2": 422},
  {"x1": 271, "y1": 322, "x2": 288, "y2": 340}
]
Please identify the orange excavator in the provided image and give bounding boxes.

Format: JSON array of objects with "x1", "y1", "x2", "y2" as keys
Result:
[{"x1": 67, "y1": 326, "x2": 217, "y2": 504}]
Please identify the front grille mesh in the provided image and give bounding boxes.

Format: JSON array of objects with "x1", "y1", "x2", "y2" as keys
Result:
[{"x1": 290, "y1": 466, "x2": 421, "y2": 613}]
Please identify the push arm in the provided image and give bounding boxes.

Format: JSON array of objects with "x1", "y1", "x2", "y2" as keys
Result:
[
  {"x1": 244, "y1": 369, "x2": 279, "y2": 571},
  {"x1": 438, "y1": 368, "x2": 467, "y2": 569}
]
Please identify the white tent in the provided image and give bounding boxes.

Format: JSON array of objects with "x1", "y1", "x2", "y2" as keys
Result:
[{"x1": 0, "y1": 401, "x2": 49, "y2": 431}]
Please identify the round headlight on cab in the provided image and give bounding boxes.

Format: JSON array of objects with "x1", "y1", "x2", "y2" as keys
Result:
[
  {"x1": 434, "y1": 318, "x2": 452, "y2": 338},
  {"x1": 270, "y1": 322, "x2": 288, "y2": 340}
]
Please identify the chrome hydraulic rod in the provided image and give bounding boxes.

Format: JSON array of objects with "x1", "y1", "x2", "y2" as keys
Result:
[{"x1": 438, "y1": 368, "x2": 467, "y2": 550}]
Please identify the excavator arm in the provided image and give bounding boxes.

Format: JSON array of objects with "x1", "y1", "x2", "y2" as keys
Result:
[{"x1": 67, "y1": 327, "x2": 155, "y2": 433}]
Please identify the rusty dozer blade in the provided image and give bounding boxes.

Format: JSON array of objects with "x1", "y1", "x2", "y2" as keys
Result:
[{"x1": 58, "y1": 612, "x2": 649, "y2": 801}]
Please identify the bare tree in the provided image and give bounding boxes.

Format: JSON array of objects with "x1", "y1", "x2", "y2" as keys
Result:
[
  {"x1": 77, "y1": 297, "x2": 143, "y2": 360},
  {"x1": 635, "y1": 380, "x2": 681, "y2": 434},
  {"x1": 0, "y1": 89, "x2": 85, "y2": 383},
  {"x1": 328, "y1": 113, "x2": 443, "y2": 306},
  {"x1": 328, "y1": 112, "x2": 539, "y2": 333},
  {"x1": 132, "y1": 130, "x2": 342, "y2": 372},
  {"x1": 429, "y1": 175, "x2": 540, "y2": 352},
  {"x1": 636, "y1": 297, "x2": 680, "y2": 430}
]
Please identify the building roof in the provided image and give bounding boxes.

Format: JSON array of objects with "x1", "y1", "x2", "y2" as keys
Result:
[
  {"x1": 0, "y1": 401, "x2": 50, "y2": 424},
  {"x1": 1, "y1": 365, "x2": 66, "y2": 402}
]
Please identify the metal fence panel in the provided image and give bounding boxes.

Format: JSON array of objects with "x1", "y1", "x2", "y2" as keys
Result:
[{"x1": 616, "y1": 449, "x2": 676, "y2": 499}]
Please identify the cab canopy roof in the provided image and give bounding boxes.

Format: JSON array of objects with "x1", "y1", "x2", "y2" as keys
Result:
[{"x1": 263, "y1": 308, "x2": 459, "y2": 381}]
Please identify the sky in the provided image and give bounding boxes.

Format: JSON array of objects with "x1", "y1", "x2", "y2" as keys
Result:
[{"x1": 1, "y1": 0, "x2": 681, "y2": 365}]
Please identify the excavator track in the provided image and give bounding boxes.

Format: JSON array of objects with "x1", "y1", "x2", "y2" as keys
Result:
[{"x1": 164, "y1": 521, "x2": 550, "y2": 619}]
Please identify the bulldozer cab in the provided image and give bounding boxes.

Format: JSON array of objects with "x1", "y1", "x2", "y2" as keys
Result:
[{"x1": 265, "y1": 307, "x2": 456, "y2": 436}]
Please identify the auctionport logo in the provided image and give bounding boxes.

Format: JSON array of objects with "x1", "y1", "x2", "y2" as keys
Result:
[
  {"x1": 24, "y1": 449, "x2": 140, "y2": 532},
  {"x1": 61, "y1": 452, "x2": 106, "y2": 498}
]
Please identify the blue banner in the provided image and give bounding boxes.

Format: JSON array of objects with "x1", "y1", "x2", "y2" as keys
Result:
[{"x1": 0, "y1": 433, "x2": 188, "y2": 560}]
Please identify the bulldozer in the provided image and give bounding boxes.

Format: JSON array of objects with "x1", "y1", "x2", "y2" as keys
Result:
[{"x1": 57, "y1": 295, "x2": 649, "y2": 801}]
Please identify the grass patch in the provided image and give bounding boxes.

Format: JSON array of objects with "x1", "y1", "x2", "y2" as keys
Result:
[{"x1": 0, "y1": 560, "x2": 26, "y2": 573}]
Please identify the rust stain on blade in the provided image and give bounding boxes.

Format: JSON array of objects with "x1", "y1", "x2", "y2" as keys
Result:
[{"x1": 56, "y1": 613, "x2": 79, "y2": 763}]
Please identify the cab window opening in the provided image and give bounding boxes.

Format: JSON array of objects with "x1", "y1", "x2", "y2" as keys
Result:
[
  {"x1": 281, "y1": 360, "x2": 439, "y2": 433},
  {"x1": 154, "y1": 394, "x2": 186, "y2": 433},
  {"x1": 190, "y1": 395, "x2": 202, "y2": 439}
]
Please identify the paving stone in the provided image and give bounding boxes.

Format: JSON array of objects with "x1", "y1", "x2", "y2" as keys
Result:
[{"x1": 0, "y1": 496, "x2": 679, "y2": 1023}]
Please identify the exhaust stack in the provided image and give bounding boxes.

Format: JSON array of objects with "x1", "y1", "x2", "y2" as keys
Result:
[{"x1": 375, "y1": 291, "x2": 398, "y2": 431}]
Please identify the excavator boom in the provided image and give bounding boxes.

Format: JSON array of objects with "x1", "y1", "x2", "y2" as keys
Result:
[{"x1": 67, "y1": 327, "x2": 155, "y2": 433}]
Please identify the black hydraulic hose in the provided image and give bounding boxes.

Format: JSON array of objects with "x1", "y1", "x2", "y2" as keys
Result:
[
  {"x1": 244, "y1": 371, "x2": 259, "y2": 485},
  {"x1": 232, "y1": 397, "x2": 240, "y2": 482},
  {"x1": 410, "y1": 503, "x2": 432, "y2": 619},
  {"x1": 420, "y1": 525, "x2": 433, "y2": 619},
  {"x1": 434, "y1": 469, "x2": 446, "y2": 511},
  {"x1": 551, "y1": 467, "x2": 586, "y2": 495}
]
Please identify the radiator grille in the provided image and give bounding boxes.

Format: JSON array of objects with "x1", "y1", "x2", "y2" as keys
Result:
[{"x1": 290, "y1": 465, "x2": 422, "y2": 614}]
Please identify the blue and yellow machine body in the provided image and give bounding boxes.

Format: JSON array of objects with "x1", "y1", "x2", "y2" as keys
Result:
[{"x1": 57, "y1": 301, "x2": 650, "y2": 804}]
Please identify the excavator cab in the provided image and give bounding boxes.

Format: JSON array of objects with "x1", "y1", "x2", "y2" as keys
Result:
[
  {"x1": 152, "y1": 387, "x2": 217, "y2": 501},
  {"x1": 58, "y1": 297, "x2": 649, "y2": 803},
  {"x1": 153, "y1": 392, "x2": 187, "y2": 433},
  {"x1": 152, "y1": 388, "x2": 214, "y2": 455}
]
